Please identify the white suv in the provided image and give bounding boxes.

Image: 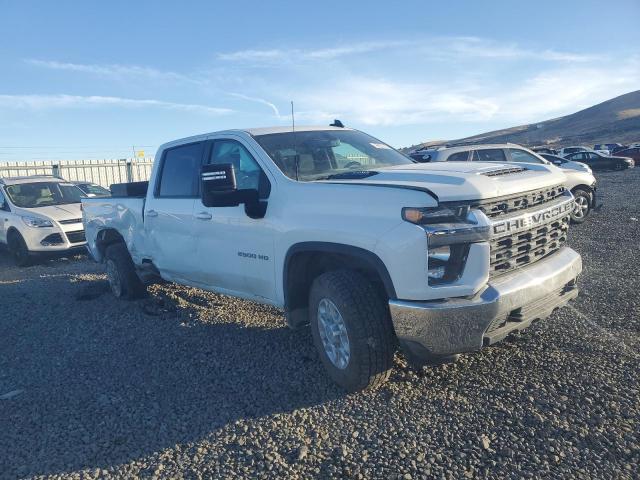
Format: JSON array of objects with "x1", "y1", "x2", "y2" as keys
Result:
[
  {"x1": 0, "y1": 176, "x2": 87, "y2": 265},
  {"x1": 418, "y1": 144, "x2": 598, "y2": 224}
]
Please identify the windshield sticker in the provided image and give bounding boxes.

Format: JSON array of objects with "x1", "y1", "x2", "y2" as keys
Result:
[{"x1": 370, "y1": 143, "x2": 391, "y2": 149}]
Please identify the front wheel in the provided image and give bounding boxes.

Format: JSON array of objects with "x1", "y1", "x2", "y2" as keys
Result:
[
  {"x1": 8, "y1": 232, "x2": 32, "y2": 267},
  {"x1": 309, "y1": 270, "x2": 395, "y2": 392},
  {"x1": 570, "y1": 189, "x2": 591, "y2": 224}
]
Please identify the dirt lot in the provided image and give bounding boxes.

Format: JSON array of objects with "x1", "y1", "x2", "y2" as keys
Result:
[{"x1": 1, "y1": 170, "x2": 639, "y2": 479}]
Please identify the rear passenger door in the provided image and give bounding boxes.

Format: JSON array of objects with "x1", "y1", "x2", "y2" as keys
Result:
[{"x1": 144, "y1": 141, "x2": 204, "y2": 282}]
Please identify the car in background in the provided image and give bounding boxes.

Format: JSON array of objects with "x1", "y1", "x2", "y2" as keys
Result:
[
  {"x1": 564, "y1": 151, "x2": 635, "y2": 171},
  {"x1": 425, "y1": 144, "x2": 597, "y2": 223},
  {"x1": 540, "y1": 153, "x2": 592, "y2": 173},
  {"x1": 73, "y1": 182, "x2": 111, "y2": 197},
  {"x1": 594, "y1": 143, "x2": 624, "y2": 155},
  {"x1": 613, "y1": 146, "x2": 640, "y2": 164},
  {"x1": 0, "y1": 175, "x2": 87, "y2": 265},
  {"x1": 532, "y1": 146, "x2": 558, "y2": 155},
  {"x1": 557, "y1": 146, "x2": 590, "y2": 157}
]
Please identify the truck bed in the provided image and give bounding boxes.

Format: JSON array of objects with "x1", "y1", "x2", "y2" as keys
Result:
[{"x1": 81, "y1": 196, "x2": 147, "y2": 263}]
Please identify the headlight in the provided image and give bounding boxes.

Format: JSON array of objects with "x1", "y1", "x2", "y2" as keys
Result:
[
  {"x1": 21, "y1": 216, "x2": 54, "y2": 228},
  {"x1": 403, "y1": 205, "x2": 490, "y2": 285},
  {"x1": 402, "y1": 206, "x2": 469, "y2": 225}
]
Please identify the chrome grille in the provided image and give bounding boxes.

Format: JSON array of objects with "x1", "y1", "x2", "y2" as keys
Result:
[
  {"x1": 475, "y1": 185, "x2": 566, "y2": 218},
  {"x1": 490, "y1": 215, "x2": 569, "y2": 277}
]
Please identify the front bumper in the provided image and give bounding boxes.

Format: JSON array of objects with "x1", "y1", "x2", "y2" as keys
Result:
[
  {"x1": 22, "y1": 224, "x2": 87, "y2": 252},
  {"x1": 389, "y1": 246, "x2": 582, "y2": 360}
]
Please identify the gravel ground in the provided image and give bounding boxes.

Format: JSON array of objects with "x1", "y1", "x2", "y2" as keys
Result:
[{"x1": 1, "y1": 169, "x2": 639, "y2": 479}]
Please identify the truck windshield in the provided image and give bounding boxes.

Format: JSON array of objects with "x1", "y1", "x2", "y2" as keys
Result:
[
  {"x1": 253, "y1": 129, "x2": 414, "y2": 181},
  {"x1": 4, "y1": 182, "x2": 84, "y2": 208}
]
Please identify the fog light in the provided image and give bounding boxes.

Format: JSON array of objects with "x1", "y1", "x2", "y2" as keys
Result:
[{"x1": 428, "y1": 246, "x2": 450, "y2": 280}]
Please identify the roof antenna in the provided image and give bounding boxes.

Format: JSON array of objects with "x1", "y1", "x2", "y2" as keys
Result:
[
  {"x1": 291, "y1": 101, "x2": 300, "y2": 181},
  {"x1": 330, "y1": 119, "x2": 344, "y2": 128}
]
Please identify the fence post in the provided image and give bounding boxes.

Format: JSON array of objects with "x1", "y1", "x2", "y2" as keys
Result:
[
  {"x1": 52, "y1": 164, "x2": 60, "y2": 178},
  {"x1": 126, "y1": 160, "x2": 133, "y2": 183}
]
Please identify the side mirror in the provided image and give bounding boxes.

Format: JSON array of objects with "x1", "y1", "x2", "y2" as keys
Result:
[{"x1": 200, "y1": 163, "x2": 266, "y2": 218}]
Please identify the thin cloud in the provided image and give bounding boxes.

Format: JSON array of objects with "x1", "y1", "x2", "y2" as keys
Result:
[
  {"x1": 25, "y1": 59, "x2": 202, "y2": 84},
  {"x1": 217, "y1": 41, "x2": 408, "y2": 63},
  {"x1": 0, "y1": 94, "x2": 232, "y2": 115},
  {"x1": 444, "y1": 37, "x2": 600, "y2": 62},
  {"x1": 217, "y1": 37, "x2": 598, "y2": 65},
  {"x1": 228, "y1": 93, "x2": 281, "y2": 117}
]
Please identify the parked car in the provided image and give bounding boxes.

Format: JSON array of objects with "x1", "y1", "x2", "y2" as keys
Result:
[
  {"x1": 82, "y1": 126, "x2": 582, "y2": 391},
  {"x1": 594, "y1": 143, "x2": 624, "y2": 155},
  {"x1": 425, "y1": 144, "x2": 597, "y2": 223},
  {"x1": 532, "y1": 146, "x2": 558, "y2": 155},
  {"x1": 557, "y1": 146, "x2": 590, "y2": 157},
  {"x1": 74, "y1": 182, "x2": 111, "y2": 197},
  {"x1": 0, "y1": 175, "x2": 87, "y2": 265},
  {"x1": 539, "y1": 153, "x2": 592, "y2": 173},
  {"x1": 611, "y1": 145, "x2": 630, "y2": 154},
  {"x1": 613, "y1": 147, "x2": 640, "y2": 164},
  {"x1": 564, "y1": 151, "x2": 635, "y2": 171}
]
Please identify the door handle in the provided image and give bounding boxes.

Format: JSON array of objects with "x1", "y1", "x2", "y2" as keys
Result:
[
  {"x1": 146, "y1": 209, "x2": 158, "y2": 217},
  {"x1": 195, "y1": 212, "x2": 212, "y2": 220}
]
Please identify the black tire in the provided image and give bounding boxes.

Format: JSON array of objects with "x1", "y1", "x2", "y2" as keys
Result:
[
  {"x1": 104, "y1": 243, "x2": 145, "y2": 299},
  {"x1": 8, "y1": 231, "x2": 32, "y2": 267},
  {"x1": 570, "y1": 189, "x2": 591, "y2": 224},
  {"x1": 309, "y1": 270, "x2": 395, "y2": 392}
]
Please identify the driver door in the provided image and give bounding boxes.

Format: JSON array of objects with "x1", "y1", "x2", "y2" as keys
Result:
[{"x1": 191, "y1": 136, "x2": 276, "y2": 302}]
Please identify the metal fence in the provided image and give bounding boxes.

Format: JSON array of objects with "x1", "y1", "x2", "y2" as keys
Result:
[{"x1": 0, "y1": 158, "x2": 154, "y2": 188}]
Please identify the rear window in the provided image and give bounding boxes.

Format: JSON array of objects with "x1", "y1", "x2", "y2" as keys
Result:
[
  {"x1": 157, "y1": 142, "x2": 204, "y2": 197},
  {"x1": 472, "y1": 149, "x2": 507, "y2": 162}
]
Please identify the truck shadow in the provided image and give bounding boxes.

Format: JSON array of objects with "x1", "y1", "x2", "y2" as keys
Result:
[{"x1": 0, "y1": 271, "x2": 343, "y2": 477}]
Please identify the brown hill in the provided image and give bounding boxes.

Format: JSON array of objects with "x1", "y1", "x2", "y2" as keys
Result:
[{"x1": 405, "y1": 90, "x2": 640, "y2": 151}]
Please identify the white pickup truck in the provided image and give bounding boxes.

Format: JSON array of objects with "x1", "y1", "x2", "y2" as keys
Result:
[{"x1": 82, "y1": 125, "x2": 582, "y2": 391}]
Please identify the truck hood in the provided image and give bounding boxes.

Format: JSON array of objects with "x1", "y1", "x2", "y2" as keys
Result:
[
  {"x1": 16, "y1": 203, "x2": 83, "y2": 222},
  {"x1": 322, "y1": 162, "x2": 567, "y2": 202}
]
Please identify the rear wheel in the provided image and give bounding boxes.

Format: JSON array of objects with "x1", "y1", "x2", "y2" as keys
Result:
[
  {"x1": 8, "y1": 231, "x2": 31, "y2": 267},
  {"x1": 309, "y1": 270, "x2": 395, "y2": 392},
  {"x1": 105, "y1": 243, "x2": 145, "y2": 299},
  {"x1": 570, "y1": 189, "x2": 591, "y2": 224}
]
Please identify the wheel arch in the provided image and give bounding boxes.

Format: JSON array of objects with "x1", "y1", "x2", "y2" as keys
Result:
[
  {"x1": 95, "y1": 228, "x2": 126, "y2": 260},
  {"x1": 283, "y1": 242, "x2": 396, "y2": 328},
  {"x1": 570, "y1": 184, "x2": 595, "y2": 207}
]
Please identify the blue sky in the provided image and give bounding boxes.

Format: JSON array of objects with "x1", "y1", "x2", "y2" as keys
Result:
[{"x1": 1, "y1": 0, "x2": 639, "y2": 161}]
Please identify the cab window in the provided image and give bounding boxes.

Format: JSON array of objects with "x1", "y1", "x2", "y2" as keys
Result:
[
  {"x1": 472, "y1": 149, "x2": 507, "y2": 162},
  {"x1": 446, "y1": 151, "x2": 470, "y2": 161},
  {"x1": 207, "y1": 139, "x2": 270, "y2": 197},
  {"x1": 157, "y1": 142, "x2": 204, "y2": 197}
]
